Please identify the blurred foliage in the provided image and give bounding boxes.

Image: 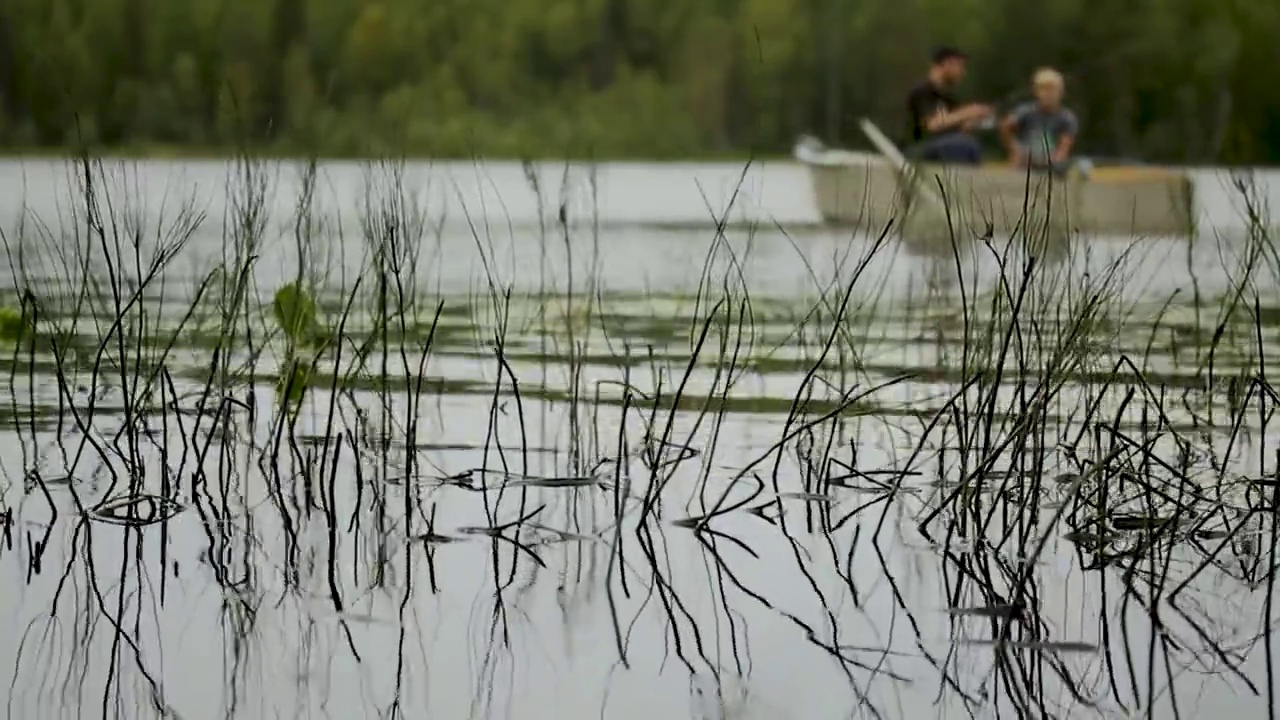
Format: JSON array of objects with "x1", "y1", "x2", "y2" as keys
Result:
[{"x1": 0, "y1": 0, "x2": 1276, "y2": 161}]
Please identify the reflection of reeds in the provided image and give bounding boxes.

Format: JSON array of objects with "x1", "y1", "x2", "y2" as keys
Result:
[{"x1": 0, "y1": 148, "x2": 1276, "y2": 719}]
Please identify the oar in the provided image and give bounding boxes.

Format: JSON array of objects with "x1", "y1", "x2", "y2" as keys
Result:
[{"x1": 858, "y1": 118, "x2": 945, "y2": 210}]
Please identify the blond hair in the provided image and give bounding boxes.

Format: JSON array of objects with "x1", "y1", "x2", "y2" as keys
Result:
[{"x1": 1033, "y1": 67, "x2": 1064, "y2": 88}]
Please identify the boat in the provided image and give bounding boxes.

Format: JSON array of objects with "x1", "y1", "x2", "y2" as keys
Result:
[{"x1": 793, "y1": 121, "x2": 1196, "y2": 240}]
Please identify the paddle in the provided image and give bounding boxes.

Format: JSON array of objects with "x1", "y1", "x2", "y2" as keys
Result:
[{"x1": 858, "y1": 118, "x2": 945, "y2": 211}]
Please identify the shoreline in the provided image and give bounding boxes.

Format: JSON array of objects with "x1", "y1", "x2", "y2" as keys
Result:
[
  {"x1": 0, "y1": 145, "x2": 792, "y2": 164},
  {"x1": 0, "y1": 146, "x2": 1274, "y2": 171}
]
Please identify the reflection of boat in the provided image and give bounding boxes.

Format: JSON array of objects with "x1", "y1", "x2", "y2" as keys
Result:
[{"x1": 793, "y1": 124, "x2": 1196, "y2": 239}]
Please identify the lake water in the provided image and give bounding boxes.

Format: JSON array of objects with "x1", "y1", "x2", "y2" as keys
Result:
[{"x1": 0, "y1": 158, "x2": 1278, "y2": 720}]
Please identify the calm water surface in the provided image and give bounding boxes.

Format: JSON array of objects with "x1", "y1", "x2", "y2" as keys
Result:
[{"x1": 0, "y1": 159, "x2": 1277, "y2": 719}]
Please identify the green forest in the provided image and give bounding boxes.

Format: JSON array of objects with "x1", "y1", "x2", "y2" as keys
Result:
[{"x1": 0, "y1": 0, "x2": 1277, "y2": 162}]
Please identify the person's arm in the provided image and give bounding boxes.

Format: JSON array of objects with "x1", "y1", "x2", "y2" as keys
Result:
[
  {"x1": 914, "y1": 91, "x2": 990, "y2": 135},
  {"x1": 925, "y1": 104, "x2": 991, "y2": 134},
  {"x1": 1001, "y1": 105, "x2": 1029, "y2": 164},
  {"x1": 1052, "y1": 110, "x2": 1078, "y2": 162},
  {"x1": 910, "y1": 93, "x2": 949, "y2": 135}
]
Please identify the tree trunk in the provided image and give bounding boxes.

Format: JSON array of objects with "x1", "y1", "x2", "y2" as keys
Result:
[
  {"x1": 0, "y1": 9, "x2": 17, "y2": 126},
  {"x1": 264, "y1": 0, "x2": 305, "y2": 138},
  {"x1": 591, "y1": 0, "x2": 626, "y2": 91},
  {"x1": 822, "y1": 0, "x2": 842, "y2": 143}
]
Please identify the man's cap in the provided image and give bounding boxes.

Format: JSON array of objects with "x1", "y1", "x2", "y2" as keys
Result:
[{"x1": 932, "y1": 47, "x2": 968, "y2": 64}]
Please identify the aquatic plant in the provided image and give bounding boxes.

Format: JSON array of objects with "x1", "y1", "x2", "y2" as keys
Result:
[
  {"x1": 0, "y1": 305, "x2": 34, "y2": 344},
  {"x1": 272, "y1": 280, "x2": 323, "y2": 348}
]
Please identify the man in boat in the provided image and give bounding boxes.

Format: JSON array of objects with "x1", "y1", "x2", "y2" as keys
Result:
[
  {"x1": 1000, "y1": 68, "x2": 1080, "y2": 174},
  {"x1": 905, "y1": 47, "x2": 994, "y2": 165}
]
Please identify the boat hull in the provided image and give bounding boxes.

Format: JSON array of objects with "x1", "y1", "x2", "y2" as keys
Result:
[{"x1": 802, "y1": 151, "x2": 1195, "y2": 240}]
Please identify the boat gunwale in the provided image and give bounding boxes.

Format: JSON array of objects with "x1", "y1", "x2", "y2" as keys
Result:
[{"x1": 795, "y1": 146, "x2": 1196, "y2": 238}]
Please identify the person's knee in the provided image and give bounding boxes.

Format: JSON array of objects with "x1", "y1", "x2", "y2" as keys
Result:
[
  {"x1": 914, "y1": 133, "x2": 981, "y2": 163},
  {"x1": 949, "y1": 133, "x2": 981, "y2": 162}
]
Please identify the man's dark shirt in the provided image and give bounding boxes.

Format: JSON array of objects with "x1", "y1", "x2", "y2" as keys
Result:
[{"x1": 906, "y1": 81, "x2": 957, "y2": 142}]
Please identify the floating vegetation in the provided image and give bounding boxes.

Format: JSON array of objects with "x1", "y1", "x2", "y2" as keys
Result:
[
  {"x1": 1110, "y1": 514, "x2": 1184, "y2": 532},
  {"x1": 945, "y1": 603, "x2": 1024, "y2": 620},
  {"x1": 503, "y1": 474, "x2": 604, "y2": 489},
  {"x1": 88, "y1": 494, "x2": 186, "y2": 527},
  {"x1": 414, "y1": 531, "x2": 463, "y2": 544},
  {"x1": 521, "y1": 523, "x2": 606, "y2": 544},
  {"x1": 957, "y1": 639, "x2": 1101, "y2": 654},
  {"x1": 1064, "y1": 529, "x2": 1116, "y2": 545},
  {"x1": 775, "y1": 491, "x2": 837, "y2": 503}
]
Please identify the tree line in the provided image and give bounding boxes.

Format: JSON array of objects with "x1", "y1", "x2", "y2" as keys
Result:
[{"x1": 0, "y1": 0, "x2": 1276, "y2": 162}]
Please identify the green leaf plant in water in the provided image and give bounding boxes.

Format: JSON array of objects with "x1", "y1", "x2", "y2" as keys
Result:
[
  {"x1": 271, "y1": 282, "x2": 327, "y2": 411},
  {"x1": 0, "y1": 304, "x2": 37, "y2": 349},
  {"x1": 277, "y1": 356, "x2": 313, "y2": 410},
  {"x1": 272, "y1": 281, "x2": 325, "y2": 349}
]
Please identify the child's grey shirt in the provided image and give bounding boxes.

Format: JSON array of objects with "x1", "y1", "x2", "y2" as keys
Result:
[{"x1": 1009, "y1": 103, "x2": 1078, "y2": 162}]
